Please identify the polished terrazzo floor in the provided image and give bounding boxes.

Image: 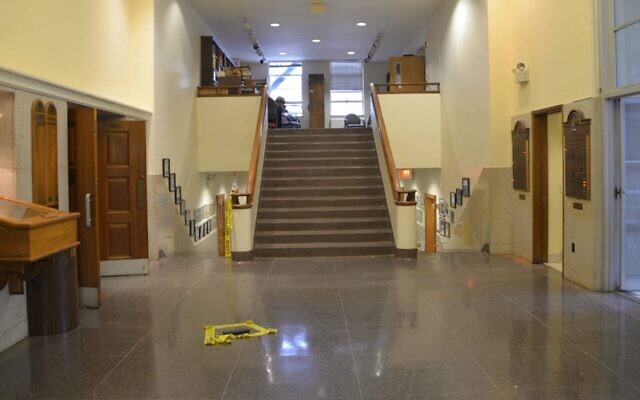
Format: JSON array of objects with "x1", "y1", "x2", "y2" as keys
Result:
[{"x1": 2, "y1": 253, "x2": 640, "y2": 399}]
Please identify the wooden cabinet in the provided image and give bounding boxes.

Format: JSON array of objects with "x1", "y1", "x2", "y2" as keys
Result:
[
  {"x1": 0, "y1": 196, "x2": 80, "y2": 335},
  {"x1": 389, "y1": 56, "x2": 426, "y2": 92}
]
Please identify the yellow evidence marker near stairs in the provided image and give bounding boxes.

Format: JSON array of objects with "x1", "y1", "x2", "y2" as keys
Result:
[{"x1": 204, "y1": 320, "x2": 278, "y2": 346}]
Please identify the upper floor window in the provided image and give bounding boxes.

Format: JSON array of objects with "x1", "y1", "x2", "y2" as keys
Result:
[
  {"x1": 615, "y1": 0, "x2": 640, "y2": 87},
  {"x1": 269, "y1": 62, "x2": 303, "y2": 116},
  {"x1": 330, "y1": 62, "x2": 364, "y2": 117}
]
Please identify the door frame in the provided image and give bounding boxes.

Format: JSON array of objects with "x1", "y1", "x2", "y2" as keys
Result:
[
  {"x1": 531, "y1": 105, "x2": 564, "y2": 265},
  {"x1": 424, "y1": 193, "x2": 437, "y2": 254},
  {"x1": 308, "y1": 74, "x2": 325, "y2": 129}
]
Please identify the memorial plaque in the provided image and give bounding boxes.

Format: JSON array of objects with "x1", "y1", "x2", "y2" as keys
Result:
[
  {"x1": 512, "y1": 121, "x2": 530, "y2": 191},
  {"x1": 563, "y1": 110, "x2": 591, "y2": 200}
]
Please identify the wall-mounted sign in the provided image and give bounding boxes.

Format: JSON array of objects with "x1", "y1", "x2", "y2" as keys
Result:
[
  {"x1": 512, "y1": 121, "x2": 530, "y2": 192},
  {"x1": 563, "y1": 110, "x2": 591, "y2": 200}
]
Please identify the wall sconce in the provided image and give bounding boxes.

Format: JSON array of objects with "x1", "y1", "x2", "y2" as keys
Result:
[{"x1": 398, "y1": 169, "x2": 412, "y2": 180}]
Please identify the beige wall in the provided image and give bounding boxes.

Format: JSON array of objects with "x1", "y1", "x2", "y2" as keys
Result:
[
  {"x1": 426, "y1": 0, "x2": 491, "y2": 251},
  {"x1": 148, "y1": 0, "x2": 254, "y2": 257},
  {"x1": 0, "y1": 0, "x2": 154, "y2": 112},
  {"x1": 378, "y1": 93, "x2": 441, "y2": 169},
  {"x1": 196, "y1": 96, "x2": 261, "y2": 172},
  {"x1": 547, "y1": 112, "x2": 564, "y2": 262}
]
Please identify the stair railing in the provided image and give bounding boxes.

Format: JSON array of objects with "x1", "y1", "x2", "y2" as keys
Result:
[
  {"x1": 231, "y1": 86, "x2": 268, "y2": 209},
  {"x1": 369, "y1": 83, "x2": 417, "y2": 206}
]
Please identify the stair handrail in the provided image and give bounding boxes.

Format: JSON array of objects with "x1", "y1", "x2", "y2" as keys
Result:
[
  {"x1": 231, "y1": 85, "x2": 268, "y2": 209},
  {"x1": 369, "y1": 83, "x2": 416, "y2": 206}
]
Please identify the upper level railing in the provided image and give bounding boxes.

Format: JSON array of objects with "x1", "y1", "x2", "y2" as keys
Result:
[
  {"x1": 369, "y1": 83, "x2": 419, "y2": 206},
  {"x1": 197, "y1": 85, "x2": 263, "y2": 97},
  {"x1": 373, "y1": 82, "x2": 440, "y2": 94},
  {"x1": 230, "y1": 86, "x2": 268, "y2": 209}
]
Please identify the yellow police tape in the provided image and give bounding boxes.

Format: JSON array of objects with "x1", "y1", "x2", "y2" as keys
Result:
[
  {"x1": 204, "y1": 320, "x2": 278, "y2": 346},
  {"x1": 224, "y1": 198, "x2": 232, "y2": 259}
]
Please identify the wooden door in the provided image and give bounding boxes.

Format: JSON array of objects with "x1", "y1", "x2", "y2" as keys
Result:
[
  {"x1": 98, "y1": 120, "x2": 148, "y2": 261},
  {"x1": 31, "y1": 100, "x2": 58, "y2": 208},
  {"x1": 389, "y1": 56, "x2": 425, "y2": 92},
  {"x1": 68, "y1": 107, "x2": 101, "y2": 294},
  {"x1": 424, "y1": 193, "x2": 437, "y2": 254},
  {"x1": 308, "y1": 74, "x2": 325, "y2": 128}
]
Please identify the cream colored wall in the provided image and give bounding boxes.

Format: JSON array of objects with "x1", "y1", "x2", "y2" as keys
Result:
[
  {"x1": 510, "y1": 114, "x2": 533, "y2": 261},
  {"x1": 149, "y1": 0, "x2": 221, "y2": 257},
  {"x1": 378, "y1": 93, "x2": 441, "y2": 169},
  {"x1": 196, "y1": 96, "x2": 261, "y2": 172},
  {"x1": 547, "y1": 112, "x2": 564, "y2": 262},
  {"x1": 426, "y1": 0, "x2": 491, "y2": 251},
  {"x1": 0, "y1": 0, "x2": 154, "y2": 112},
  {"x1": 563, "y1": 99, "x2": 603, "y2": 290}
]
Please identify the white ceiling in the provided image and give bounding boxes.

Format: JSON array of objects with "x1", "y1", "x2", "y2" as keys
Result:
[{"x1": 187, "y1": 0, "x2": 443, "y2": 63}]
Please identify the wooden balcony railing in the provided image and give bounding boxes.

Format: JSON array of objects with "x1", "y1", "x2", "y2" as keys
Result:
[
  {"x1": 231, "y1": 86, "x2": 268, "y2": 209},
  {"x1": 197, "y1": 85, "x2": 263, "y2": 97},
  {"x1": 369, "y1": 83, "x2": 417, "y2": 206},
  {"x1": 373, "y1": 82, "x2": 440, "y2": 94}
]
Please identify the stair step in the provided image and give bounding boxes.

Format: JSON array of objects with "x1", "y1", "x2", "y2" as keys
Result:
[
  {"x1": 263, "y1": 157, "x2": 378, "y2": 168},
  {"x1": 255, "y1": 229, "x2": 393, "y2": 244},
  {"x1": 262, "y1": 166, "x2": 381, "y2": 178},
  {"x1": 256, "y1": 217, "x2": 391, "y2": 231},
  {"x1": 258, "y1": 206, "x2": 389, "y2": 219},
  {"x1": 260, "y1": 186, "x2": 385, "y2": 197},
  {"x1": 265, "y1": 149, "x2": 377, "y2": 159},
  {"x1": 259, "y1": 196, "x2": 386, "y2": 208},
  {"x1": 254, "y1": 241, "x2": 394, "y2": 258},
  {"x1": 266, "y1": 142, "x2": 375, "y2": 151},
  {"x1": 270, "y1": 128, "x2": 371, "y2": 136},
  {"x1": 268, "y1": 134, "x2": 373, "y2": 143},
  {"x1": 262, "y1": 176, "x2": 382, "y2": 188}
]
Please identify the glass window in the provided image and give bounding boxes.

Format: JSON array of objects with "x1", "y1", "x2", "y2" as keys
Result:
[
  {"x1": 330, "y1": 62, "x2": 364, "y2": 117},
  {"x1": 616, "y1": 22, "x2": 640, "y2": 87},
  {"x1": 269, "y1": 62, "x2": 303, "y2": 116},
  {"x1": 615, "y1": 0, "x2": 640, "y2": 27}
]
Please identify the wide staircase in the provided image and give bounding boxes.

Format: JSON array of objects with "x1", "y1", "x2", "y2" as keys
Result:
[{"x1": 254, "y1": 128, "x2": 395, "y2": 257}]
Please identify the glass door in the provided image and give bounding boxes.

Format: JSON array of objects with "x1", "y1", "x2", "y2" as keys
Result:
[{"x1": 620, "y1": 96, "x2": 640, "y2": 290}]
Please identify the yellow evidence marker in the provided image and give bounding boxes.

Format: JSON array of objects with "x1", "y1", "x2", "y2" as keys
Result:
[{"x1": 204, "y1": 320, "x2": 278, "y2": 346}]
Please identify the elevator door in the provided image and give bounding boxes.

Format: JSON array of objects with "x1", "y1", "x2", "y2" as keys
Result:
[{"x1": 620, "y1": 96, "x2": 640, "y2": 290}]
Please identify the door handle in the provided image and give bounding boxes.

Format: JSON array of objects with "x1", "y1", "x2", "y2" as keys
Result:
[{"x1": 84, "y1": 193, "x2": 92, "y2": 227}]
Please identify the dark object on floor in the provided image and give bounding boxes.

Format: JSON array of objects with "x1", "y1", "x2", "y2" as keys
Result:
[{"x1": 221, "y1": 327, "x2": 251, "y2": 335}]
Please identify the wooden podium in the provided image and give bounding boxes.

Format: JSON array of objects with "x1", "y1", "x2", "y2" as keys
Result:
[{"x1": 0, "y1": 196, "x2": 81, "y2": 335}]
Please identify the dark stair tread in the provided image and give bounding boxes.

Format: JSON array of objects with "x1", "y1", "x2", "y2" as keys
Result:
[
  {"x1": 257, "y1": 217, "x2": 389, "y2": 223},
  {"x1": 259, "y1": 206, "x2": 388, "y2": 212},
  {"x1": 254, "y1": 241, "x2": 393, "y2": 249},
  {"x1": 260, "y1": 195, "x2": 386, "y2": 201},
  {"x1": 255, "y1": 228, "x2": 392, "y2": 236}
]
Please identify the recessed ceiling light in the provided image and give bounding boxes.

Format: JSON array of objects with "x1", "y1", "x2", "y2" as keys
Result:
[
  {"x1": 270, "y1": 23, "x2": 280, "y2": 27},
  {"x1": 356, "y1": 22, "x2": 367, "y2": 27},
  {"x1": 312, "y1": 39, "x2": 321, "y2": 43},
  {"x1": 279, "y1": 52, "x2": 288, "y2": 55},
  {"x1": 347, "y1": 51, "x2": 355, "y2": 55}
]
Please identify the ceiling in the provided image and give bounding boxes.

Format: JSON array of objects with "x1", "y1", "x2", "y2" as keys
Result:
[{"x1": 187, "y1": 0, "x2": 443, "y2": 63}]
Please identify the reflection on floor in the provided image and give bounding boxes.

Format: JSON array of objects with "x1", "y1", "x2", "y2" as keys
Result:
[
  {"x1": 544, "y1": 262, "x2": 563, "y2": 273},
  {"x1": 1, "y1": 253, "x2": 640, "y2": 399}
]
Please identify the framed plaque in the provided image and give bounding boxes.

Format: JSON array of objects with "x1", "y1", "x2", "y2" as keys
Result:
[
  {"x1": 462, "y1": 178, "x2": 470, "y2": 197},
  {"x1": 450, "y1": 192, "x2": 457, "y2": 209},
  {"x1": 169, "y1": 173, "x2": 176, "y2": 192},
  {"x1": 563, "y1": 110, "x2": 591, "y2": 200},
  {"x1": 512, "y1": 121, "x2": 530, "y2": 191},
  {"x1": 162, "y1": 158, "x2": 171, "y2": 178},
  {"x1": 456, "y1": 188, "x2": 463, "y2": 206},
  {"x1": 189, "y1": 219, "x2": 195, "y2": 236},
  {"x1": 174, "y1": 186, "x2": 181, "y2": 205}
]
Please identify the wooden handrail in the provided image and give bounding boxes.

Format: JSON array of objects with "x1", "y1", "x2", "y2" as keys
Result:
[
  {"x1": 369, "y1": 83, "x2": 417, "y2": 206},
  {"x1": 373, "y1": 82, "x2": 440, "y2": 94},
  {"x1": 231, "y1": 86, "x2": 268, "y2": 209}
]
